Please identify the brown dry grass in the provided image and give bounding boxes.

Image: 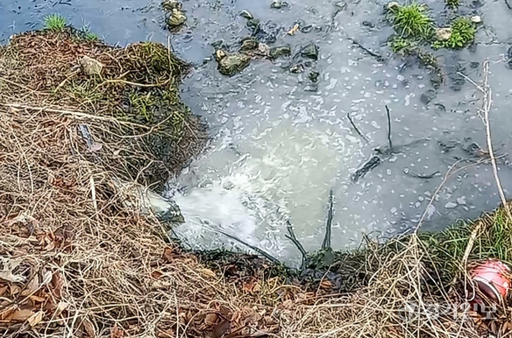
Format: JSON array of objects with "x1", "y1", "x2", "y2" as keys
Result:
[{"x1": 0, "y1": 29, "x2": 490, "y2": 337}]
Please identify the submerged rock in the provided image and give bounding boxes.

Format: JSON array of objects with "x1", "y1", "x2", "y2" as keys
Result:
[
  {"x1": 161, "y1": 0, "x2": 181, "y2": 11},
  {"x1": 80, "y1": 55, "x2": 103, "y2": 76},
  {"x1": 362, "y1": 21, "x2": 375, "y2": 28},
  {"x1": 269, "y1": 45, "x2": 291, "y2": 59},
  {"x1": 290, "y1": 64, "x2": 305, "y2": 73},
  {"x1": 436, "y1": 28, "x2": 452, "y2": 41},
  {"x1": 246, "y1": 19, "x2": 260, "y2": 30},
  {"x1": 335, "y1": 1, "x2": 348, "y2": 11},
  {"x1": 215, "y1": 51, "x2": 251, "y2": 76},
  {"x1": 240, "y1": 10, "x2": 254, "y2": 20},
  {"x1": 240, "y1": 38, "x2": 259, "y2": 52},
  {"x1": 430, "y1": 72, "x2": 443, "y2": 89},
  {"x1": 420, "y1": 89, "x2": 437, "y2": 105},
  {"x1": 308, "y1": 71, "x2": 320, "y2": 83},
  {"x1": 270, "y1": 0, "x2": 289, "y2": 9},
  {"x1": 167, "y1": 8, "x2": 187, "y2": 27},
  {"x1": 386, "y1": 1, "x2": 400, "y2": 10},
  {"x1": 301, "y1": 43, "x2": 319, "y2": 60},
  {"x1": 470, "y1": 15, "x2": 482, "y2": 23}
]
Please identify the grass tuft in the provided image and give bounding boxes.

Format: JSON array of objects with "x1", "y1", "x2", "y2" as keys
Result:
[
  {"x1": 389, "y1": 3, "x2": 434, "y2": 40},
  {"x1": 433, "y1": 17, "x2": 475, "y2": 49},
  {"x1": 81, "y1": 26, "x2": 99, "y2": 42},
  {"x1": 446, "y1": 0, "x2": 460, "y2": 9},
  {"x1": 389, "y1": 36, "x2": 415, "y2": 53},
  {"x1": 43, "y1": 14, "x2": 67, "y2": 32}
]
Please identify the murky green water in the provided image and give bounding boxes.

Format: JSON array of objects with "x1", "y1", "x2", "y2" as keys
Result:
[{"x1": 3, "y1": 0, "x2": 512, "y2": 265}]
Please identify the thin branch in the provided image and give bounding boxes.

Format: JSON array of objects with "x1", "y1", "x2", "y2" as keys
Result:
[
  {"x1": 217, "y1": 230, "x2": 280, "y2": 263},
  {"x1": 385, "y1": 105, "x2": 393, "y2": 153},
  {"x1": 322, "y1": 189, "x2": 334, "y2": 250},
  {"x1": 346, "y1": 112, "x2": 369, "y2": 143},
  {"x1": 285, "y1": 221, "x2": 307, "y2": 270},
  {"x1": 481, "y1": 60, "x2": 512, "y2": 220}
]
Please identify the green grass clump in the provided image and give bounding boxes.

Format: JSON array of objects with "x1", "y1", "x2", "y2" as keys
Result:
[
  {"x1": 43, "y1": 14, "x2": 66, "y2": 32},
  {"x1": 446, "y1": 0, "x2": 459, "y2": 9},
  {"x1": 389, "y1": 36, "x2": 415, "y2": 53},
  {"x1": 433, "y1": 17, "x2": 475, "y2": 49},
  {"x1": 81, "y1": 26, "x2": 99, "y2": 42},
  {"x1": 390, "y1": 4, "x2": 434, "y2": 40}
]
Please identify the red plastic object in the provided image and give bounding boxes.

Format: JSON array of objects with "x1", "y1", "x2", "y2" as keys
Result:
[{"x1": 471, "y1": 259, "x2": 511, "y2": 303}]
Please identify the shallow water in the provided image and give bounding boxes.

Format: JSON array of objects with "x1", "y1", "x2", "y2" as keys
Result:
[{"x1": 3, "y1": 0, "x2": 512, "y2": 265}]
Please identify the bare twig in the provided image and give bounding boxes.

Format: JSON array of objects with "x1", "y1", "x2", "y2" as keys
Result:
[
  {"x1": 217, "y1": 230, "x2": 280, "y2": 263},
  {"x1": 481, "y1": 60, "x2": 512, "y2": 219},
  {"x1": 285, "y1": 221, "x2": 308, "y2": 269},
  {"x1": 385, "y1": 105, "x2": 393, "y2": 153},
  {"x1": 322, "y1": 189, "x2": 334, "y2": 250},
  {"x1": 346, "y1": 112, "x2": 369, "y2": 143}
]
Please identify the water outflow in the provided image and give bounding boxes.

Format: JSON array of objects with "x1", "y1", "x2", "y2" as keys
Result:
[{"x1": 169, "y1": 121, "x2": 339, "y2": 265}]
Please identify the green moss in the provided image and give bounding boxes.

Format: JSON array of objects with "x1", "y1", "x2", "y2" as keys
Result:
[
  {"x1": 389, "y1": 3, "x2": 434, "y2": 40},
  {"x1": 433, "y1": 18, "x2": 475, "y2": 49},
  {"x1": 43, "y1": 14, "x2": 66, "y2": 32}
]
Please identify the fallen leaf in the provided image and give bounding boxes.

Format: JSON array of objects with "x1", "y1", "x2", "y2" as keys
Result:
[
  {"x1": 54, "y1": 302, "x2": 69, "y2": 316},
  {"x1": 29, "y1": 294, "x2": 47, "y2": 303},
  {"x1": 151, "y1": 270, "x2": 163, "y2": 279},
  {"x1": 0, "y1": 257, "x2": 25, "y2": 283},
  {"x1": 0, "y1": 285, "x2": 8, "y2": 296},
  {"x1": 42, "y1": 270, "x2": 53, "y2": 286},
  {"x1": 320, "y1": 280, "x2": 333, "y2": 289},
  {"x1": 88, "y1": 142, "x2": 103, "y2": 152},
  {"x1": 111, "y1": 323, "x2": 124, "y2": 338},
  {"x1": 51, "y1": 272, "x2": 64, "y2": 299},
  {"x1": 27, "y1": 311, "x2": 44, "y2": 327},
  {"x1": 211, "y1": 320, "x2": 230, "y2": 338},
  {"x1": 21, "y1": 274, "x2": 39, "y2": 296},
  {"x1": 83, "y1": 318, "x2": 96, "y2": 337},
  {"x1": 162, "y1": 247, "x2": 174, "y2": 262},
  {"x1": 287, "y1": 24, "x2": 299, "y2": 35},
  {"x1": 7, "y1": 309, "x2": 35, "y2": 321},
  {"x1": 205, "y1": 313, "x2": 218, "y2": 326}
]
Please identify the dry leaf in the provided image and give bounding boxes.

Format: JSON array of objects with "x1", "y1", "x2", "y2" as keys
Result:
[
  {"x1": 211, "y1": 320, "x2": 230, "y2": 338},
  {"x1": 51, "y1": 272, "x2": 64, "y2": 299},
  {"x1": 83, "y1": 319, "x2": 96, "y2": 337},
  {"x1": 54, "y1": 301, "x2": 69, "y2": 316},
  {"x1": 0, "y1": 257, "x2": 25, "y2": 283},
  {"x1": 29, "y1": 294, "x2": 47, "y2": 303},
  {"x1": 162, "y1": 247, "x2": 174, "y2": 262},
  {"x1": 42, "y1": 270, "x2": 53, "y2": 286},
  {"x1": 7, "y1": 309, "x2": 35, "y2": 321},
  {"x1": 151, "y1": 270, "x2": 163, "y2": 279},
  {"x1": 287, "y1": 24, "x2": 299, "y2": 35},
  {"x1": 88, "y1": 142, "x2": 103, "y2": 152},
  {"x1": 0, "y1": 285, "x2": 8, "y2": 296},
  {"x1": 111, "y1": 323, "x2": 124, "y2": 338},
  {"x1": 21, "y1": 274, "x2": 39, "y2": 296},
  {"x1": 320, "y1": 280, "x2": 333, "y2": 289},
  {"x1": 198, "y1": 268, "x2": 216, "y2": 279},
  {"x1": 27, "y1": 311, "x2": 44, "y2": 327},
  {"x1": 205, "y1": 313, "x2": 218, "y2": 326}
]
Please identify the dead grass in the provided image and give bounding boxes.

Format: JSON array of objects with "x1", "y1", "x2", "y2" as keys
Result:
[{"x1": 0, "y1": 29, "x2": 505, "y2": 338}]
